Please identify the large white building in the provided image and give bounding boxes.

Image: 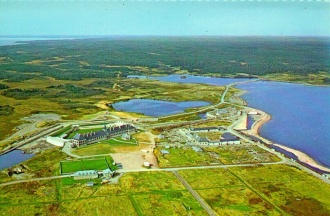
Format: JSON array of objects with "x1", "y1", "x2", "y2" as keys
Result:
[{"x1": 46, "y1": 136, "x2": 67, "y2": 147}]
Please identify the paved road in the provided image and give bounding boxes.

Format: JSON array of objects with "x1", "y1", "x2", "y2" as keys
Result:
[{"x1": 172, "y1": 171, "x2": 216, "y2": 216}]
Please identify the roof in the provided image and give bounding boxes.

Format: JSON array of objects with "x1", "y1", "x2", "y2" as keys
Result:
[
  {"x1": 72, "y1": 133, "x2": 85, "y2": 141},
  {"x1": 160, "y1": 150, "x2": 170, "y2": 154},
  {"x1": 103, "y1": 168, "x2": 114, "y2": 174},
  {"x1": 221, "y1": 133, "x2": 239, "y2": 141},
  {"x1": 74, "y1": 170, "x2": 98, "y2": 176},
  {"x1": 191, "y1": 127, "x2": 219, "y2": 131},
  {"x1": 71, "y1": 124, "x2": 135, "y2": 141},
  {"x1": 198, "y1": 137, "x2": 209, "y2": 142},
  {"x1": 192, "y1": 146, "x2": 202, "y2": 152}
]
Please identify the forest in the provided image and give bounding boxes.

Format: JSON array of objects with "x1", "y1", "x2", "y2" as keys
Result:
[{"x1": 0, "y1": 36, "x2": 329, "y2": 82}]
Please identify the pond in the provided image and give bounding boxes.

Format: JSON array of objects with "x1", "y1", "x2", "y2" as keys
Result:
[
  {"x1": 111, "y1": 99, "x2": 210, "y2": 117},
  {"x1": 0, "y1": 150, "x2": 34, "y2": 170}
]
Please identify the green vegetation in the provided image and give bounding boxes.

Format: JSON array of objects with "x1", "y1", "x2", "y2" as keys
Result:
[
  {"x1": 0, "y1": 105, "x2": 14, "y2": 116},
  {"x1": 0, "y1": 171, "x2": 207, "y2": 215},
  {"x1": 71, "y1": 137, "x2": 138, "y2": 156},
  {"x1": 230, "y1": 165, "x2": 330, "y2": 215},
  {"x1": 0, "y1": 83, "x2": 9, "y2": 89},
  {"x1": 60, "y1": 158, "x2": 111, "y2": 174},
  {"x1": 155, "y1": 147, "x2": 218, "y2": 168},
  {"x1": 0, "y1": 37, "x2": 328, "y2": 81},
  {"x1": 50, "y1": 125, "x2": 72, "y2": 137},
  {"x1": 263, "y1": 72, "x2": 330, "y2": 86},
  {"x1": 180, "y1": 165, "x2": 330, "y2": 215},
  {"x1": 1, "y1": 166, "x2": 329, "y2": 215},
  {"x1": 155, "y1": 145, "x2": 280, "y2": 168},
  {"x1": 67, "y1": 127, "x2": 104, "y2": 138}
]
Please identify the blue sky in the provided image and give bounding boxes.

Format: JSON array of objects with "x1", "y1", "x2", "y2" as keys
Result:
[{"x1": 1, "y1": 1, "x2": 329, "y2": 36}]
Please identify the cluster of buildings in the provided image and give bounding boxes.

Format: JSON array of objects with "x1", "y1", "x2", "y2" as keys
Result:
[
  {"x1": 70, "y1": 122, "x2": 136, "y2": 147},
  {"x1": 188, "y1": 126, "x2": 240, "y2": 146}
]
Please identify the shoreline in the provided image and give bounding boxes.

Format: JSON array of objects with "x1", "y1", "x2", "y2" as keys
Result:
[{"x1": 247, "y1": 108, "x2": 330, "y2": 173}]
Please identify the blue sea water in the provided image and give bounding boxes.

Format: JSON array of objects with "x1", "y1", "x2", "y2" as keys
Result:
[
  {"x1": 112, "y1": 99, "x2": 210, "y2": 117},
  {"x1": 237, "y1": 81, "x2": 330, "y2": 167}
]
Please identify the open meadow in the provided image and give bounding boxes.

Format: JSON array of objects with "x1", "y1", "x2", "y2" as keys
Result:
[
  {"x1": 155, "y1": 145, "x2": 280, "y2": 168},
  {"x1": 1, "y1": 165, "x2": 329, "y2": 215}
]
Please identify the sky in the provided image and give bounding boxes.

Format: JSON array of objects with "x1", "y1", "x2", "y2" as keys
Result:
[{"x1": 0, "y1": 1, "x2": 329, "y2": 37}]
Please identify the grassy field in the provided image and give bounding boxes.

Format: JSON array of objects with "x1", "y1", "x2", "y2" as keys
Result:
[
  {"x1": 71, "y1": 137, "x2": 138, "y2": 156},
  {"x1": 155, "y1": 147, "x2": 218, "y2": 168},
  {"x1": 155, "y1": 145, "x2": 280, "y2": 168},
  {"x1": 229, "y1": 165, "x2": 330, "y2": 216},
  {"x1": 0, "y1": 171, "x2": 207, "y2": 215},
  {"x1": 1, "y1": 165, "x2": 330, "y2": 215},
  {"x1": 179, "y1": 165, "x2": 330, "y2": 216},
  {"x1": 67, "y1": 127, "x2": 104, "y2": 139},
  {"x1": 60, "y1": 158, "x2": 109, "y2": 174}
]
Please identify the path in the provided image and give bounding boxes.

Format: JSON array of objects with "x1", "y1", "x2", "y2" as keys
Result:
[{"x1": 172, "y1": 171, "x2": 216, "y2": 216}]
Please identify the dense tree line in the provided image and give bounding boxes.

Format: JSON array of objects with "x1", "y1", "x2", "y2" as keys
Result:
[
  {"x1": 0, "y1": 37, "x2": 329, "y2": 82},
  {"x1": 2, "y1": 85, "x2": 104, "y2": 99}
]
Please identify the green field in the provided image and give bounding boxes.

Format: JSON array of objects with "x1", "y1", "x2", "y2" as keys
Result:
[
  {"x1": 179, "y1": 165, "x2": 330, "y2": 216},
  {"x1": 1, "y1": 165, "x2": 330, "y2": 215},
  {"x1": 60, "y1": 158, "x2": 109, "y2": 174},
  {"x1": 71, "y1": 137, "x2": 138, "y2": 156},
  {"x1": 67, "y1": 127, "x2": 104, "y2": 139},
  {"x1": 155, "y1": 145, "x2": 280, "y2": 168}
]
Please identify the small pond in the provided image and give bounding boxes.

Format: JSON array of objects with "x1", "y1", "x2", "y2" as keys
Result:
[
  {"x1": 0, "y1": 150, "x2": 34, "y2": 170},
  {"x1": 111, "y1": 99, "x2": 210, "y2": 117}
]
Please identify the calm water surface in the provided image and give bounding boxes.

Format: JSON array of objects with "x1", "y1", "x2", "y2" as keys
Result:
[
  {"x1": 0, "y1": 150, "x2": 34, "y2": 170},
  {"x1": 112, "y1": 99, "x2": 210, "y2": 117},
  {"x1": 237, "y1": 81, "x2": 330, "y2": 167},
  {"x1": 129, "y1": 75, "x2": 251, "y2": 85}
]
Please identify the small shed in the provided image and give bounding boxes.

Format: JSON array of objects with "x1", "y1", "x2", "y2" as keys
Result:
[
  {"x1": 192, "y1": 146, "x2": 202, "y2": 152},
  {"x1": 144, "y1": 162, "x2": 151, "y2": 167},
  {"x1": 86, "y1": 182, "x2": 94, "y2": 187},
  {"x1": 160, "y1": 149, "x2": 170, "y2": 156},
  {"x1": 121, "y1": 133, "x2": 131, "y2": 140},
  {"x1": 103, "y1": 168, "x2": 114, "y2": 178}
]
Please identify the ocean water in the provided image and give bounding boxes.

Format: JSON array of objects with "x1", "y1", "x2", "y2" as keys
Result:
[
  {"x1": 112, "y1": 99, "x2": 210, "y2": 117},
  {"x1": 0, "y1": 37, "x2": 76, "y2": 46},
  {"x1": 237, "y1": 81, "x2": 330, "y2": 167}
]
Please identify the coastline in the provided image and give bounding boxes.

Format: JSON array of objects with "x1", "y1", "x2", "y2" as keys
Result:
[{"x1": 248, "y1": 108, "x2": 330, "y2": 173}]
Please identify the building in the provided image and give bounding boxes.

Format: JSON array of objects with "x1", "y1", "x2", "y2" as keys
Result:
[
  {"x1": 102, "y1": 168, "x2": 115, "y2": 178},
  {"x1": 46, "y1": 136, "x2": 66, "y2": 147},
  {"x1": 71, "y1": 122, "x2": 136, "y2": 147},
  {"x1": 220, "y1": 133, "x2": 241, "y2": 145},
  {"x1": 160, "y1": 149, "x2": 170, "y2": 156},
  {"x1": 73, "y1": 170, "x2": 98, "y2": 180},
  {"x1": 121, "y1": 133, "x2": 131, "y2": 140},
  {"x1": 192, "y1": 146, "x2": 202, "y2": 152},
  {"x1": 144, "y1": 162, "x2": 151, "y2": 167},
  {"x1": 197, "y1": 137, "x2": 209, "y2": 145},
  {"x1": 190, "y1": 126, "x2": 225, "y2": 133},
  {"x1": 86, "y1": 182, "x2": 94, "y2": 187}
]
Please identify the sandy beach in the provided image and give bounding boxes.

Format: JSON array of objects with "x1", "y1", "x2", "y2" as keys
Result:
[
  {"x1": 273, "y1": 143, "x2": 330, "y2": 173},
  {"x1": 248, "y1": 109, "x2": 330, "y2": 173}
]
